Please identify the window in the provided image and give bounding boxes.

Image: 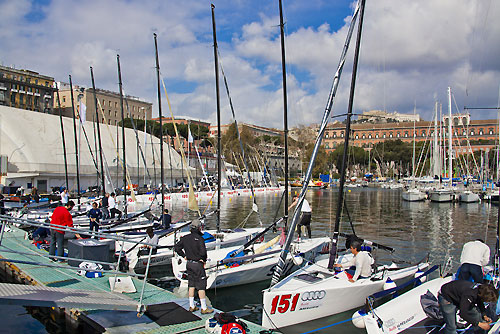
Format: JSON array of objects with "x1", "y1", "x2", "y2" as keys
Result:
[
  {"x1": 489, "y1": 128, "x2": 494, "y2": 135},
  {"x1": 375, "y1": 134, "x2": 379, "y2": 139},
  {"x1": 389, "y1": 132, "x2": 393, "y2": 138},
  {"x1": 333, "y1": 132, "x2": 337, "y2": 138},
  {"x1": 396, "y1": 132, "x2": 400, "y2": 138},
  {"x1": 470, "y1": 130, "x2": 475, "y2": 136},
  {"x1": 355, "y1": 135, "x2": 359, "y2": 139},
  {"x1": 404, "y1": 131, "x2": 408, "y2": 137},
  {"x1": 11, "y1": 92, "x2": 16, "y2": 103},
  {"x1": 115, "y1": 102, "x2": 117, "y2": 108},
  {"x1": 325, "y1": 143, "x2": 329, "y2": 149},
  {"x1": 325, "y1": 133, "x2": 329, "y2": 138},
  {"x1": 20, "y1": 94, "x2": 24, "y2": 104},
  {"x1": 422, "y1": 130, "x2": 426, "y2": 137},
  {"x1": 362, "y1": 134, "x2": 366, "y2": 139},
  {"x1": 62, "y1": 96, "x2": 66, "y2": 103},
  {"x1": 341, "y1": 132, "x2": 344, "y2": 138},
  {"x1": 383, "y1": 133, "x2": 386, "y2": 138},
  {"x1": 479, "y1": 128, "x2": 483, "y2": 135},
  {"x1": 35, "y1": 79, "x2": 38, "y2": 84},
  {"x1": 368, "y1": 134, "x2": 372, "y2": 139}
]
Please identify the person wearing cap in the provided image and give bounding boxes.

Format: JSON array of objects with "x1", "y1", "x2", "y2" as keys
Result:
[
  {"x1": 288, "y1": 195, "x2": 312, "y2": 239},
  {"x1": 438, "y1": 280, "x2": 498, "y2": 333},
  {"x1": 458, "y1": 239, "x2": 490, "y2": 283},
  {"x1": 155, "y1": 208, "x2": 172, "y2": 230},
  {"x1": 174, "y1": 219, "x2": 213, "y2": 314}
]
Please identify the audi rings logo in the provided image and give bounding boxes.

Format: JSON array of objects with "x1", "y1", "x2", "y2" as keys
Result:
[{"x1": 301, "y1": 290, "x2": 326, "y2": 301}]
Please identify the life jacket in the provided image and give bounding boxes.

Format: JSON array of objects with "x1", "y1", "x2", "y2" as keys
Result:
[{"x1": 221, "y1": 322, "x2": 246, "y2": 334}]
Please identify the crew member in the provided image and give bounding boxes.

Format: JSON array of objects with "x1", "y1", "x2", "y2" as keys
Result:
[
  {"x1": 87, "y1": 202, "x2": 102, "y2": 236},
  {"x1": 459, "y1": 239, "x2": 490, "y2": 283},
  {"x1": 288, "y1": 195, "x2": 312, "y2": 239},
  {"x1": 438, "y1": 280, "x2": 498, "y2": 334},
  {"x1": 49, "y1": 200, "x2": 75, "y2": 260},
  {"x1": 174, "y1": 219, "x2": 213, "y2": 314},
  {"x1": 109, "y1": 193, "x2": 122, "y2": 219},
  {"x1": 334, "y1": 239, "x2": 373, "y2": 282},
  {"x1": 138, "y1": 227, "x2": 159, "y2": 256},
  {"x1": 100, "y1": 193, "x2": 110, "y2": 219},
  {"x1": 60, "y1": 188, "x2": 69, "y2": 205},
  {"x1": 155, "y1": 208, "x2": 172, "y2": 230}
]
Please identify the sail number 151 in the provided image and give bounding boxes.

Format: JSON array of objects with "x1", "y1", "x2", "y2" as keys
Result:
[{"x1": 270, "y1": 293, "x2": 300, "y2": 314}]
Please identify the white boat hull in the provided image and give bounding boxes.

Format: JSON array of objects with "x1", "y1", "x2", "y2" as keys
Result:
[
  {"x1": 458, "y1": 191, "x2": 480, "y2": 203},
  {"x1": 261, "y1": 254, "x2": 428, "y2": 329},
  {"x1": 173, "y1": 237, "x2": 331, "y2": 289},
  {"x1": 363, "y1": 276, "x2": 452, "y2": 334},
  {"x1": 402, "y1": 189, "x2": 426, "y2": 202},
  {"x1": 429, "y1": 189, "x2": 454, "y2": 202}
]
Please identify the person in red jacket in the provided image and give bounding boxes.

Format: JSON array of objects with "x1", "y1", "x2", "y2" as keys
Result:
[{"x1": 49, "y1": 200, "x2": 75, "y2": 260}]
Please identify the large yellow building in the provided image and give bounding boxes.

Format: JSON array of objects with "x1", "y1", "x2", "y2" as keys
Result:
[{"x1": 0, "y1": 65, "x2": 55, "y2": 113}]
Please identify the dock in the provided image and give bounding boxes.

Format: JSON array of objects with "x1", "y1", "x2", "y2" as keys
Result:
[{"x1": 0, "y1": 225, "x2": 267, "y2": 333}]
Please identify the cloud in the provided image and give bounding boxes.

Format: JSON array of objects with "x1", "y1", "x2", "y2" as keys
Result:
[{"x1": 0, "y1": 0, "x2": 499, "y2": 130}]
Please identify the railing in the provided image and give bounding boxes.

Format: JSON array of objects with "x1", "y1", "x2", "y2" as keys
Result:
[{"x1": 0, "y1": 214, "x2": 159, "y2": 313}]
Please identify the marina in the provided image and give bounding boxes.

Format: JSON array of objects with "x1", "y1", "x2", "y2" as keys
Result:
[
  {"x1": 1, "y1": 0, "x2": 500, "y2": 333},
  {"x1": 1, "y1": 187, "x2": 499, "y2": 333}
]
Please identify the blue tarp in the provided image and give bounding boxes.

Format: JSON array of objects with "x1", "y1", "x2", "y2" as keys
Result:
[{"x1": 319, "y1": 174, "x2": 331, "y2": 183}]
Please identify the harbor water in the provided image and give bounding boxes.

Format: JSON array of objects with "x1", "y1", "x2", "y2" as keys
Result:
[{"x1": 3, "y1": 187, "x2": 498, "y2": 333}]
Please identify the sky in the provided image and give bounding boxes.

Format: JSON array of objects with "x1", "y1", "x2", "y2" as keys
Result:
[{"x1": 1, "y1": 0, "x2": 499, "y2": 129}]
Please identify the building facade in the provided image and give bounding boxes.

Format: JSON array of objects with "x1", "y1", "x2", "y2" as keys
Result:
[
  {"x1": 209, "y1": 122, "x2": 283, "y2": 138},
  {"x1": 323, "y1": 117, "x2": 499, "y2": 154},
  {"x1": 0, "y1": 65, "x2": 55, "y2": 113},
  {"x1": 55, "y1": 82, "x2": 152, "y2": 126}
]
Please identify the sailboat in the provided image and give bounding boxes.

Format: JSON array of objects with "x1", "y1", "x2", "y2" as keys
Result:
[
  {"x1": 402, "y1": 104, "x2": 426, "y2": 202},
  {"x1": 262, "y1": 0, "x2": 429, "y2": 329},
  {"x1": 172, "y1": 2, "x2": 329, "y2": 289},
  {"x1": 429, "y1": 88, "x2": 455, "y2": 202},
  {"x1": 124, "y1": 33, "x2": 264, "y2": 273}
]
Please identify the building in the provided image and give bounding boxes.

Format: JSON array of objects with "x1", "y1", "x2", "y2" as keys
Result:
[
  {"x1": 323, "y1": 116, "x2": 498, "y2": 154},
  {"x1": 209, "y1": 122, "x2": 283, "y2": 138},
  {"x1": 357, "y1": 110, "x2": 421, "y2": 123},
  {"x1": 0, "y1": 65, "x2": 55, "y2": 113},
  {"x1": 55, "y1": 82, "x2": 152, "y2": 126}
]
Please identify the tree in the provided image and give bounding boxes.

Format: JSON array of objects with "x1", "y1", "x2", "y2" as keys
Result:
[
  {"x1": 302, "y1": 143, "x2": 329, "y2": 176},
  {"x1": 220, "y1": 123, "x2": 257, "y2": 168}
]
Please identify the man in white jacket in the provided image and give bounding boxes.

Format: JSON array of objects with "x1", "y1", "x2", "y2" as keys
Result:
[
  {"x1": 334, "y1": 239, "x2": 373, "y2": 282},
  {"x1": 458, "y1": 239, "x2": 490, "y2": 283}
]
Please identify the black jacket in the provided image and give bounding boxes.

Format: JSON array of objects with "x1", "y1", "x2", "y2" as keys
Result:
[
  {"x1": 440, "y1": 280, "x2": 486, "y2": 326},
  {"x1": 157, "y1": 213, "x2": 172, "y2": 229},
  {"x1": 174, "y1": 229, "x2": 207, "y2": 262}
]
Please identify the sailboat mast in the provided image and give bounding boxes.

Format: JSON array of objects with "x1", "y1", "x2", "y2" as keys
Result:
[
  {"x1": 69, "y1": 75, "x2": 81, "y2": 205},
  {"x1": 55, "y1": 85, "x2": 69, "y2": 191},
  {"x1": 412, "y1": 102, "x2": 416, "y2": 185},
  {"x1": 270, "y1": 0, "x2": 362, "y2": 287},
  {"x1": 331, "y1": 0, "x2": 366, "y2": 262},
  {"x1": 447, "y1": 87, "x2": 452, "y2": 184},
  {"x1": 153, "y1": 35, "x2": 164, "y2": 212},
  {"x1": 90, "y1": 67, "x2": 106, "y2": 197},
  {"x1": 279, "y1": 0, "x2": 289, "y2": 231},
  {"x1": 211, "y1": 3, "x2": 222, "y2": 233},
  {"x1": 117, "y1": 55, "x2": 127, "y2": 215}
]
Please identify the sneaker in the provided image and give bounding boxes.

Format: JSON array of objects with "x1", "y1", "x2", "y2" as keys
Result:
[
  {"x1": 201, "y1": 308, "x2": 214, "y2": 314},
  {"x1": 188, "y1": 306, "x2": 199, "y2": 312}
]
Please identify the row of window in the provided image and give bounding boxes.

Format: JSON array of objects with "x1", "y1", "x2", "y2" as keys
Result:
[
  {"x1": 325, "y1": 128, "x2": 496, "y2": 140},
  {"x1": 0, "y1": 72, "x2": 51, "y2": 86}
]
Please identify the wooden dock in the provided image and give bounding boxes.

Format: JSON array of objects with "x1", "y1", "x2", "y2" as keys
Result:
[{"x1": 0, "y1": 225, "x2": 266, "y2": 333}]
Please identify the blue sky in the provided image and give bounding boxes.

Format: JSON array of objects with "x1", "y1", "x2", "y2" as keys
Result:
[{"x1": 1, "y1": 0, "x2": 499, "y2": 128}]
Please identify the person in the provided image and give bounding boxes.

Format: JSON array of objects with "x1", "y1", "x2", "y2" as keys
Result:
[
  {"x1": 174, "y1": 219, "x2": 213, "y2": 314},
  {"x1": 87, "y1": 202, "x2": 102, "y2": 236},
  {"x1": 138, "y1": 227, "x2": 159, "y2": 256},
  {"x1": 155, "y1": 208, "x2": 172, "y2": 230},
  {"x1": 438, "y1": 280, "x2": 498, "y2": 334},
  {"x1": 0, "y1": 194, "x2": 5, "y2": 215},
  {"x1": 31, "y1": 187, "x2": 39, "y2": 203},
  {"x1": 108, "y1": 193, "x2": 122, "y2": 219},
  {"x1": 288, "y1": 195, "x2": 312, "y2": 239},
  {"x1": 334, "y1": 239, "x2": 373, "y2": 283},
  {"x1": 60, "y1": 188, "x2": 69, "y2": 205},
  {"x1": 458, "y1": 239, "x2": 490, "y2": 283},
  {"x1": 49, "y1": 200, "x2": 75, "y2": 260},
  {"x1": 100, "y1": 193, "x2": 110, "y2": 219}
]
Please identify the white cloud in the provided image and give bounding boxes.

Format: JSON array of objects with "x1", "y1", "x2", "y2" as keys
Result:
[{"x1": 0, "y1": 0, "x2": 499, "y2": 129}]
